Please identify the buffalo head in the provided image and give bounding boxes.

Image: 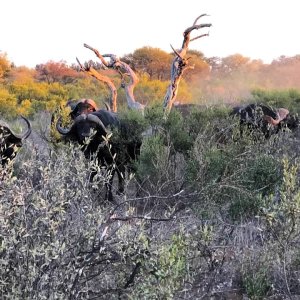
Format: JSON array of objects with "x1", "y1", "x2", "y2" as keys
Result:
[
  {"x1": 231, "y1": 103, "x2": 299, "y2": 138},
  {"x1": 0, "y1": 116, "x2": 32, "y2": 166},
  {"x1": 66, "y1": 98, "x2": 98, "y2": 120},
  {"x1": 50, "y1": 98, "x2": 99, "y2": 142},
  {"x1": 56, "y1": 110, "x2": 118, "y2": 144}
]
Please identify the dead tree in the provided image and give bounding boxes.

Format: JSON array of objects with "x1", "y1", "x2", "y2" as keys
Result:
[
  {"x1": 82, "y1": 44, "x2": 145, "y2": 113},
  {"x1": 78, "y1": 14, "x2": 211, "y2": 117},
  {"x1": 163, "y1": 14, "x2": 211, "y2": 116},
  {"x1": 76, "y1": 56, "x2": 118, "y2": 112}
]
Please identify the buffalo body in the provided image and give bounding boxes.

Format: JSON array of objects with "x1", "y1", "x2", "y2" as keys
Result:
[
  {"x1": 231, "y1": 103, "x2": 299, "y2": 138},
  {"x1": 56, "y1": 109, "x2": 141, "y2": 201}
]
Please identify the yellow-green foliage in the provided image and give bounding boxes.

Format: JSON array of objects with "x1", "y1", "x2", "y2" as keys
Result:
[
  {"x1": 261, "y1": 158, "x2": 300, "y2": 243},
  {"x1": 65, "y1": 77, "x2": 113, "y2": 107},
  {"x1": 131, "y1": 232, "x2": 188, "y2": 299},
  {"x1": 0, "y1": 87, "x2": 18, "y2": 118},
  {"x1": 0, "y1": 53, "x2": 11, "y2": 79},
  {"x1": 50, "y1": 105, "x2": 73, "y2": 142},
  {"x1": 1, "y1": 75, "x2": 115, "y2": 119},
  {"x1": 134, "y1": 74, "x2": 192, "y2": 106},
  {"x1": 17, "y1": 99, "x2": 33, "y2": 117}
]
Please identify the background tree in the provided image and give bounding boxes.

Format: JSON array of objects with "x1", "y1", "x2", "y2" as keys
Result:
[
  {"x1": 124, "y1": 47, "x2": 172, "y2": 80},
  {"x1": 0, "y1": 52, "x2": 11, "y2": 80},
  {"x1": 35, "y1": 61, "x2": 81, "y2": 84},
  {"x1": 5, "y1": 66, "x2": 37, "y2": 84},
  {"x1": 182, "y1": 49, "x2": 210, "y2": 81}
]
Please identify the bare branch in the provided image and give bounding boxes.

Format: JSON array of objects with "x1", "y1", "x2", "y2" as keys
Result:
[
  {"x1": 76, "y1": 57, "x2": 117, "y2": 112},
  {"x1": 170, "y1": 44, "x2": 183, "y2": 60},
  {"x1": 82, "y1": 47, "x2": 145, "y2": 112},
  {"x1": 193, "y1": 13, "x2": 209, "y2": 26},
  {"x1": 163, "y1": 14, "x2": 211, "y2": 117},
  {"x1": 84, "y1": 43, "x2": 109, "y2": 68},
  {"x1": 102, "y1": 54, "x2": 145, "y2": 112},
  {"x1": 190, "y1": 32, "x2": 210, "y2": 42}
]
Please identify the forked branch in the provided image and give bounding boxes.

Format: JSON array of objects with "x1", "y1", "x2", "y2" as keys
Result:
[
  {"x1": 84, "y1": 46, "x2": 145, "y2": 113},
  {"x1": 163, "y1": 14, "x2": 211, "y2": 116},
  {"x1": 76, "y1": 57, "x2": 118, "y2": 112}
]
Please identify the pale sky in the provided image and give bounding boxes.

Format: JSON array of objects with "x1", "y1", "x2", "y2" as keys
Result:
[{"x1": 1, "y1": 0, "x2": 299, "y2": 68}]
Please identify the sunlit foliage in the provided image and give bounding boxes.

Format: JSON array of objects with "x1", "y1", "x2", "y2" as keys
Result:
[{"x1": 0, "y1": 52, "x2": 11, "y2": 80}]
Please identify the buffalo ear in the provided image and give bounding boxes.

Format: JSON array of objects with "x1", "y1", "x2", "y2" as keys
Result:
[
  {"x1": 66, "y1": 99, "x2": 81, "y2": 111},
  {"x1": 85, "y1": 99, "x2": 98, "y2": 111}
]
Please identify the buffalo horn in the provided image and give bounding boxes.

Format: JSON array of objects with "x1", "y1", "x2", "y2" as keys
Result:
[
  {"x1": 56, "y1": 114, "x2": 86, "y2": 135},
  {"x1": 263, "y1": 115, "x2": 281, "y2": 125},
  {"x1": 11, "y1": 116, "x2": 32, "y2": 140},
  {"x1": 103, "y1": 101, "x2": 111, "y2": 111},
  {"x1": 86, "y1": 114, "x2": 108, "y2": 133}
]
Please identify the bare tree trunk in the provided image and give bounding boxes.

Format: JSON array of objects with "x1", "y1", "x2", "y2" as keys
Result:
[
  {"x1": 163, "y1": 14, "x2": 211, "y2": 117},
  {"x1": 84, "y1": 44, "x2": 145, "y2": 113},
  {"x1": 101, "y1": 54, "x2": 145, "y2": 113}
]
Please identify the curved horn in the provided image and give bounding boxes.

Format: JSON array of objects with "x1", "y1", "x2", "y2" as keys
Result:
[
  {"x1": 56, "y1": 114, "x2": 86, "y2": 135},
  {"x1": 86, "y1": 114, "x2": 108, "y2": 134},
  {"x1": 66, "y1": 99, "x2": 81, "y2": 111},
  {"x1": 103, "y1": 101, "x2": 111, "y2": 111},
  {"x1": 11, "y1": 115, "x2": 32, "y2": 140},
  {"x1": 56, "y1": 117, "x2": 71, "y2": 135}
]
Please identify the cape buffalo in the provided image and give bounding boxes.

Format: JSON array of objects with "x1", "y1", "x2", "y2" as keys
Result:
[
  {"x1": 0, "y1": 116, "x2": 32, "y2": 166},
  {"x1": 231, "y1": 103, "x2": 300, "y2": 138},
  {"x1": 66, "y1": 98, "x2": 98, "y2": 119},
  {"x1": 52, "y1": 98, "x2": 98, "y2": 124},
  {"x1": 56, "y1": 110, "x2": 141, "y2": 202}
]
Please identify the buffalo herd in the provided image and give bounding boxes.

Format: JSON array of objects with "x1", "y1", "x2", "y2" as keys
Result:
[
  {"x1": 230, "y1": 103, "x2": 300, "y2": 138},
  {"x1": 1, "y1": 100, "x2": 299, "y2": 200}
]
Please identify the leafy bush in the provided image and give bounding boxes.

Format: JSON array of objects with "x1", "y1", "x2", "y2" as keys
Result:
[
  {"x1": 0, "y1": 87, "x2": 18, "y2": 118},
  {"x1": 2, "y1": 98, "x2": 300, "y2": 299},
  {"x1": 242, "y1": 258, "x2": 271, "y2": 299}
]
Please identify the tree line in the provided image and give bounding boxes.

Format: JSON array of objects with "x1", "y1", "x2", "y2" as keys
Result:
[{"x1": 1, "y1": 49, "x2": 300, "y2": 119}]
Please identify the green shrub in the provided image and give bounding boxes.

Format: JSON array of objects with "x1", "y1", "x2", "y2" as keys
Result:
[
  {"x1": 242, "y1": 260, "x2": 271, "y2": 299},
  {"x1": 165, "y1": 109, "x2": 193, "y2": 154},
  {"x1": 130, "y1": 232, "x2": 188, "y2": 299},
  {"x1": 136, "y1": 134, "x2": 170, "y2": 183}
]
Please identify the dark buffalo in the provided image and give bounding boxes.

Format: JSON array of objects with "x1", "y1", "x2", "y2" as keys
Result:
[
  {"x1": 56, "y1": 110, "x2": 142, "y2": 202},
  {"x1": 52, "y1": 98, "x2": 98, "y2": 123},
  {"x1": 231, "y1": 103, "x2": 300, "y2": 138},
  {"x1": 0, "y1": 116, "x2": 32, "y2": 166},
  {"x1": 65, "y1": 98, "x2": 98, "y2": 119},
  {"x1": 50, "y1": 98, "x2": 99, "y2": 141}
]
